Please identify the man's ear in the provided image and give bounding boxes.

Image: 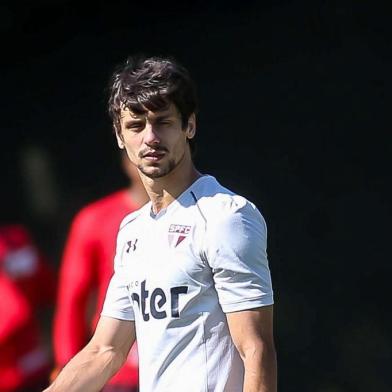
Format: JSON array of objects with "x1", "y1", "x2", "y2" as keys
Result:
[
  {"x1": 116, "y1": 131, "x2": 125, "y2": 149},
  {"x1": 186, "y1": 113, "x2": 196, "y2": 139}
]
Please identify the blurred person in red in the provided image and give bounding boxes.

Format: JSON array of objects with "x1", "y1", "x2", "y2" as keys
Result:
[
  {"x1": 52, "y1": 153, "x2": 148, "y2": 391},
  {"x1": 0, "y1": 224, "x2": 56, "y2": 392}
]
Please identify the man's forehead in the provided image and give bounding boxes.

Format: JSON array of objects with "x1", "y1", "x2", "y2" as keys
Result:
[{"x1": 120, "y1": 104, "x2": 177, "y2": 120}]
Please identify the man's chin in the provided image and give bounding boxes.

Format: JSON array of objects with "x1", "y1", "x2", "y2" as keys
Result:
[
  {"x1": 138, "y1": 166, "x2": 169, "y2": 179},
  {"x1": 138, "y1": 159, "x2": 177, "y2": 179}
]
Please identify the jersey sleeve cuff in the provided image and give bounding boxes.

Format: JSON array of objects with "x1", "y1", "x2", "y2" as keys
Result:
[
  {"x1": 220, "y1": 294, "x2": 274, "y2": 313},
  {"x1": 100, "y1": 310, "x2": 135, "y2": 321}
]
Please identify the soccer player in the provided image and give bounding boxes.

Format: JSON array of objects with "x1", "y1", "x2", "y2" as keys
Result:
[
  {"x1": 52, "y1": 154, "x2": 147, "y2": 391},
  {"x1": 45, "y1": 55, "x2": 277, "y2": 391}
]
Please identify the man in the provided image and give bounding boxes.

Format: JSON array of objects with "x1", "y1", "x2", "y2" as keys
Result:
[
  {"x1": 45, "y1": 55, "x2": 277, "y2": 391},
  {"x1": 52, "y1": 154, "x2": 147, "y2": 391}
]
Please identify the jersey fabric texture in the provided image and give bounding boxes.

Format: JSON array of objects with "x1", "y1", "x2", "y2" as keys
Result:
[
  {"x1": 101, "y1": 176, "x2": 274, "y2": 392},
  {"x1": 0, "y1": 225, "x2": 56, "y2": 392},
  {"x1": 53, "y1": 190, "x2": 139, "y2": 388}
]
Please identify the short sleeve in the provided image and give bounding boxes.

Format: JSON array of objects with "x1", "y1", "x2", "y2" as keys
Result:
[
  {"x1": 101, "y1": 236, "x2": 135, "y2": 321},
  {"x1": 205, "y1": 200, "x2": 274, "y2": 313}
]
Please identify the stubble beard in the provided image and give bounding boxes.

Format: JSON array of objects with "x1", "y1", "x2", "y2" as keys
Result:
[{"x1": 137, "y1": 158, "x2": 177, "y2": 179}]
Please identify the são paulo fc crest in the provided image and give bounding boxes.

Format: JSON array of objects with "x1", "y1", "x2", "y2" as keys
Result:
[{"x1": 168, "y1": 224, "x2": 192, "y2": 248}]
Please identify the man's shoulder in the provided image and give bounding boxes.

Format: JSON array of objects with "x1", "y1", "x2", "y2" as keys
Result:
[{"x1": 191, "y1": 175, "x2": 258, "y2": 221}]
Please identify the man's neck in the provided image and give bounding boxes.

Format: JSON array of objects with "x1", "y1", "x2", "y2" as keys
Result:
[{"x1": 141, "y1": 157, "x2": 202, "y2": 215}]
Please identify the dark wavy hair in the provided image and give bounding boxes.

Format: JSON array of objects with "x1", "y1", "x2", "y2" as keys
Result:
[{"x1": 108, "y1": 55, "x2": 198, "y2": 139}]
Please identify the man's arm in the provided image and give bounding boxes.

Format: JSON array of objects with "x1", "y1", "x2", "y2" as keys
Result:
[
  {"x1": 226, "y1": 305, "x2": 277, "y2": 392},
  {"x1": 45, "y1": 316, "x2": 136, "y2": 392}
]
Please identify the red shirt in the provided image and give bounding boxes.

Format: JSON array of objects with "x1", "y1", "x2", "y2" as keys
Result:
[
  {"x1": 53, "y1": 190, "x2": 140, "y2": 387},
  {"x1": 0, "y1": 225, "x2": 56, "y2": 391}
]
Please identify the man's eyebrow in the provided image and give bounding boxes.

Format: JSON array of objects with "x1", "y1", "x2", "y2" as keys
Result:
[
  {"x1": 120, "y1": 110, "x2": 146, "y2": 119},
  {"x1": 124, "y1": 118, "x2": 144, "y2": 122},
  {"x1": 150, "y1": 112, "x2": 174, "y2": 120}
]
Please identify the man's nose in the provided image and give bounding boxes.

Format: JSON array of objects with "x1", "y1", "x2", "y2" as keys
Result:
[{"x1": 144, "y1": 124, "x2": 160, "y2": 145}]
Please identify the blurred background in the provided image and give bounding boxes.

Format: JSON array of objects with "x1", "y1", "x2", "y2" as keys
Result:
[{"x1": 0, "y1": 0, "x2": 390, "y2": 391}]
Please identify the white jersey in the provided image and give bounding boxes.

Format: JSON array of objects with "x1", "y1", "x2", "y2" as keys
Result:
[{"x1": 101, "y1": 175, "x2": 274, "y2": 392}]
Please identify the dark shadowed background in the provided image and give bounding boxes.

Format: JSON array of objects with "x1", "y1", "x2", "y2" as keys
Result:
[{"x1": 1, "y1": 0, "x2": 390, "y2": 391}]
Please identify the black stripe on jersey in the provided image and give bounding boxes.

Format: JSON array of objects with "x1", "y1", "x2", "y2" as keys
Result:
[
  {"x1": 119, "y1": 212, "x2": 142, "y2": 231},
  {"x1": 190, "y1": 191, "x2": 208, "y2": 263},
  {"x1": 190, "y1": 191, "x2": 207, "y2": 225}
]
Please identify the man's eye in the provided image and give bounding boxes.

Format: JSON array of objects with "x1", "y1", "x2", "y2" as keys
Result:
[{"x1": 128, "y1": 124, "x2": 143, "y2": 131}]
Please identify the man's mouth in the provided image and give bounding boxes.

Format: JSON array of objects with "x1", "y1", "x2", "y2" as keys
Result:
[{"x1": 142, "y1": 150, "x2": 166, "y2": 161}]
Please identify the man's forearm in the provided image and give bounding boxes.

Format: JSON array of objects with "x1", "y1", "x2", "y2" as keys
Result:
[
  {"x1": 44, "y1": 341, "x2": 126, "y2": 392},
  {"x1": 242, "y1": 344, "x2": 277, "y2": 392}
]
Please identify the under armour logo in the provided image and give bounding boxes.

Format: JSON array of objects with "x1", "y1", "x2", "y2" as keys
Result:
[{"x1": 126, "y1": 239, "x2": 138, "y2": 253}]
